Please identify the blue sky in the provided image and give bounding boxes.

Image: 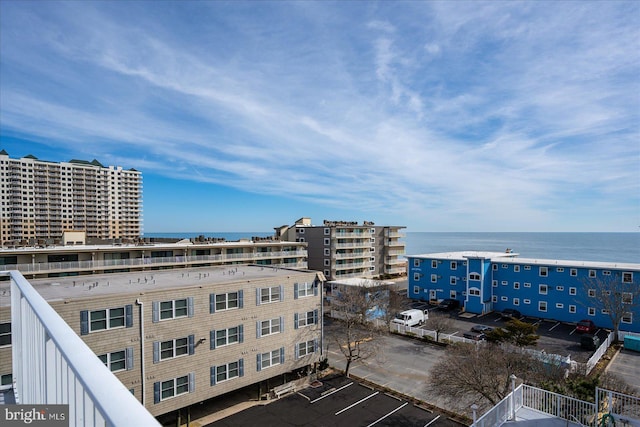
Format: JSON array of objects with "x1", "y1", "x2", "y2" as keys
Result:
[{"x1": 1, "y1": 1, "x2": 638, "y2": 233}]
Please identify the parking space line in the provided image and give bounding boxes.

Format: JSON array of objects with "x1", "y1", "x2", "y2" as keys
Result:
[
  {"x1": 310, "y1": 382, "x2": 353, "y2": 404},
  {"x1": 365, "y1": 402, "x2": 408, "y2": 427},
  {"x1": 570, "y1": 328, "x2": 576, "y2": 335},
  {"x1": 425, "y1": 415, "x2": 441, "y2": 427},
  {"x1": 549, "y1": 322, "x2": 560, "y2": 331},
  {"x1": 335, "y1": 391, "x2": 379, "y2": 415}
]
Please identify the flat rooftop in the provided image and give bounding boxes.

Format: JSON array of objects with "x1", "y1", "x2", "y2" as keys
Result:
[
  {"x1": 409, "y1": 252, "x2": 640, "y2": 270},
  {"x1": 0, "y1": 265, "x2": 317, "y2": 307}
]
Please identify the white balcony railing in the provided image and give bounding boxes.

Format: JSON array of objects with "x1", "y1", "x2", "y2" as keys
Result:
[{"x1": 6, "y1": 270, "x2": 160, "y2": 426}]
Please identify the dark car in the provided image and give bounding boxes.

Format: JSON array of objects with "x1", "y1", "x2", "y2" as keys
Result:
[
  {"x1": 436, "y1": 299, "x2": 460, "y2": 311},
  {"x1": 580, "y1": 334, "x2": 601, "y2": 350},
  {"x1": 576, "y1": 320, "x2": 596, "y2": 334},
  {"x1": 463, "y1": 331, "x2": 487, "y2": 341},
  {"x1": 500, "y1": 309, "x2": 522, "y2": 320},
  {"x1": 471, "y1": 324, "x2": 493, "y2": 333}
]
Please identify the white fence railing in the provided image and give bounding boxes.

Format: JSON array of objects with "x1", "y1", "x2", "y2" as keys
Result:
[
  {"x1": 7, "y1": 270, "x2": 160, "y2": 427},
  {"x1": 473, "y1": 384, "x2": 521, "y2": 427},
  {"x1": 596, "y1": 388, "x2": 640, "y2": 426},
  {"x1": 388, "y1": 323, "x2": 475, "y2": 345},
  {"x1": 585, "y1": 331, "x2": 615, "y2": 374},
  {"x1": 522, "y1": 384, "x2": 596, "y2": 426}
]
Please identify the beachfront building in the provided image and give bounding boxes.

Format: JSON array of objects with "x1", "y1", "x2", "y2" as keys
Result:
[
  {"x1": 275, "y1": 218, "x2": 406, "y2": 281},
  {"x1": 0, "y1": 265, "x2": 325, "y2": 418},
  {"x1": 0, "y1": 150, "x2": 142, "y2": 245},
  {"x1": 0, "y1": 235, "x2": 308, "y2": 279},
  {"x1": 407, "y1": 251, "x2": 640, "y2": 333}
]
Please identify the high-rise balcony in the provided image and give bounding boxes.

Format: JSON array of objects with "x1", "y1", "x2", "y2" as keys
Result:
[{"x1": 3, "y1": 271, "x2": 160, "y2": 426}]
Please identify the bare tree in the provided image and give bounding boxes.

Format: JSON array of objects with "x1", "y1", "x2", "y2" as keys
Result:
[
  {"x1": 424, "y1": 311, "x2": 454, "y2": 342},
  {"x1": 328, "y1": 282, "x2": 387, "y2": 376},
  {"x1": 581, "y1": 273, "x2": 640, "y2": 341},
  {"x1": 428, "y1": 342, "x2": 566, "y2": 412}
]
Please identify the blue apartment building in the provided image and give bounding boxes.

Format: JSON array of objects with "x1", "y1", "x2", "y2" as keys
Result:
[{"x1": 408, "y1": 251, "x2": 640, "y2": 333}]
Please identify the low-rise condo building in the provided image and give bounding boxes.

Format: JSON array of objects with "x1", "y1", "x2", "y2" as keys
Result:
[
  {"x1": 0, "y1": 265, "x2": 325, "y2": 418},
  {"x1": 275, "y1": 218, "x2": 406, "y2": 281},
  {"x1": 407, "y1": 251, "x2": 640, "y2": 333}
]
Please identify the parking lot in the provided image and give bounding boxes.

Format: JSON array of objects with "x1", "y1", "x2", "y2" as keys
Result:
[
  {"x1": 209, "y1": 374, "x2": 463, "y2": 427},
  {"x1": 405, "y1": 300, "x2": 610, "y2": 363}
]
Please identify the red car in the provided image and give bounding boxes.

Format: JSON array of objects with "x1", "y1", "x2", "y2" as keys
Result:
[{"x1": 576, "y1": 319, "x2": 596, "y2": 334}]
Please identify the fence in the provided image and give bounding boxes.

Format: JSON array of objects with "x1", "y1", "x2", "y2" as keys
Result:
[
  {"x1": 596, "y1": 388, "x2": 640, "y2": 426},
  {"x1": 584, "y1": 330, "x2": 615, "y2": 374},
  {"x1": 472, "y1": 384, "x2": 522, "y2": 427},
  {"x1": 388, "y1": 323, "x2": 475, "y2": 345},
  {"x1": 522, "y1": 384, "x2": 596, "y2": 426},
  {"x1": 7, "y1": 270, "x2": 160, "y2": 426}
]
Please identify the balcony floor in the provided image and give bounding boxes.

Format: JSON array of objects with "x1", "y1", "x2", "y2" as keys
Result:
[{"x1": 501, "y1": 407, "x2": 584, "y2": 427}]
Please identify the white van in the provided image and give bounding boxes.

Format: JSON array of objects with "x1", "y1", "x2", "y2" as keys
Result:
[{"x1": 391, "y1": 309, "x2": 428, "y2": 327}]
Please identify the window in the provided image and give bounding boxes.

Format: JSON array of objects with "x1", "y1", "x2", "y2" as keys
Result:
[
  {"x1": 556, "y1": 286, "x2": 564, "y2": 291},
  {"x1": 450, "y1": 277, "x2": 456, "y2": 285},
  {"x1": 413, "y1": 286, "x2": 420, "y2": 294},
  {"x1": 524, "y1": 282, "x2": 531, "y2": 288},
  {"x1": 212, "y1": 326, "x2": 243, "y2": 348},
  {"x1": 493, "y1": 264, "x2": 498, "y2": 271},
  {"x1": 622, "y1": 272, "x2": 633, "y2": 283},
  {"x1": 257, "y1": 348, "x2": 284, "y2": 371},
  {"x1": 258, "y1": 317, "x2": 282, "y2": 337},
  {"x1": 588, "y1": 270, "x2": 596, "y2": 278},
  {"x1": 539, "y1": 267, "x2": 548, "y2": 277},
  {"x1": 431, "y1": 274, "x2": 437, "y2": 283},
  {"x1": 1, "y1": 374, "x2": 11, "y2": 386},
  {"x1": 514, "y1": 265, "x2": 520, "y2": 272},
  {"x1": 431, "y1": 260, "x2": 437, "y2": 268},
  {"x1": 502, "y1": 264, "x2": 508, "y2": 269},
  {"x1": 514, "y1": 282, "x2": 520, "y2": 290},
  {"x1": 492, "y1": 280, "x2": 498, "y2": 287},
  {"x1": 154, "y1": 336, "x2": 194, "y2": 362},
  {"x1": 324, "y1": 248, "x2": 330, "y2": 256},
  {"x1": 524, "y1": 265, "x2": 531, "y2": 271},
  {"x1": 295, "y1": 282, "x2": 316, "y2": 298},
  {"x1": 557, "y1": 267, "x2": 564, "y2": 273},
  {"x1": 623, "y1": 292, "x2": 633, "y2": 304},
  {"x1": 569, "y1": 287, "x2": 576, "y2": 296},
  {"x1": 211, "y1": 360, "x2": 243, "y2": 385},
  {"x1": 450, "y1": 291, "x2": 457, "y2": 298},
  {"x1": 539, "y1": 284, "x2": 548, "y2": 295},
  {"x1": 0, "y1": 323, "x2": 10, "y2": 347},
  {"x1": 501, "y1": 296, "x2": 508, "y2": 302},
  {"x1": 324, "y1": 228, "x2": 330, "y2": 235},
  {"x1": 211, "y1": 292, "x2": 242, "y2": 312},
  {"x1": 450, "y1": 261, "x2": 457, "y2": 270},
  {"x1": 622, "y1": 313, "x2": 633, "y2": 324},
  {"x1": 414, "y1": 259, "x2": 421, "y2": 267},
  {"x1": 492, "y1": 296, "x2": 497, "y2": 303},
  {"x1": 569, "y1": 305, "x2": 576, "y2": 314},
  {"x1": 469, "y1": 273, "x2": 481, "y2": 281},
  {"x1": 155, "y1": 373, "x2": 193, "y2": 402},
  {"x1": 556, "y1": 303, "x2": 564, "y2": 309},
  {"x1": 154, "y1": 298, "x2": 193, "y2": 321},
  {"x1": 588, "y1": 289, "x2": 595, "y2": 298},
  {"x1": 324, "y1": 238, "x2": 330, "y2": 245},
  {"x1": 258, "y1": 286, "x2": 282, "y2": 304},
  {"x1": 570, "y1": 269, "x2": 577, "y2": 277},
  {"x1": 82, "y1": 305, "x2": 132, "y2": 334},
  {"x1": 524, "y1": 299, "x2": 531, "y2": 305},
  {"x1": 601, "y1": 309, "x2": 610, "y2": 315},
  {"x1": 413, "y1": 273, "x2": 420, "y2": 281},
  {"x1": 469, "y1": 288, "x2": 480, "y2": 296},
  {"x1": 538, "y1": 301, "x2": 547, "y2": 312},
  {"x1": 588, "y1": 307, "x2": 596, "y2": 316},
  {"x1": 513, "y1": 298, "x2": 520, "y2": 306},
  {"x1": 324, "y1": 259, "x2": 330, "y2": 266},
  {"x1": 295, "y1": 310, "x2": 318, "y2": 329},
  {"x1": 296, "y1": 340, "x2": 317, "y2": 359},
  {"x1": 98, "y1": 349, "x2": 132, "y2": 372},
  {"x1": 298, "y1": 228, "x2": 305, "y2": 234},
  {"x1": 501, "y1": 281, "x2": 508, "y2": 286}
]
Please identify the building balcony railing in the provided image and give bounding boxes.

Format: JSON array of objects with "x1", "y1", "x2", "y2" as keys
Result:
[
  {"x1": 333, "y1": 231, "x2": 369, "y2": 238},
  {"x1": 333, "y1": 251, "x2": 370, "y2": 260},
  {"x1": 5, "y1": 270, "x2": 160, "y2": 426},
  {"x1": 334, "y1": 261, "x2": 370, "y2": 270},
  {"x1": 333, "y1": 242, "x2": 372, "y2": 250},
  {"x1": 4, "y1": 250, "x2": 308, "y2": 276}
]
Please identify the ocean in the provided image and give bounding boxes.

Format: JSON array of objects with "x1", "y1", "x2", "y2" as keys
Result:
[{"x1": 143, "y1": 232, "x2": 640, "y2": 264}]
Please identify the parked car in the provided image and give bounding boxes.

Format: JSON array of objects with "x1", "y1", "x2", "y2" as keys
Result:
[
  {"x1": 500, "y1": 309, "x2": 522, "y2": 320},
  {"x1": 580, "y1": 334, "x2": 601, "y2": 350},
  {"x1": 471, "y1": 324, "x2": 493, "y2": 333},
  {"x1": 463, "y1": 331, "x2": 487, "y2": 341},
  {"x1": 576, "y1": 319, "x2": 597, "y2": 334},
  {"x1": 436, "y1": 299, "x2": 461, "y2": 311},
  {"x1": 391, "y1": 309, "x2": 429, "y2": 327}
]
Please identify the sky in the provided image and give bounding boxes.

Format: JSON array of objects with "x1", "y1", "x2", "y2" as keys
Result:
[{"x1": 0, "y1": 1, "x2": 638, "y2": 233}]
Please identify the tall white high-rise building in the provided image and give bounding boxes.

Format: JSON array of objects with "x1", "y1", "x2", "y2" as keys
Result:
[{"x1": 0, "y1": 150, "x2": 143, "y2": 244}]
